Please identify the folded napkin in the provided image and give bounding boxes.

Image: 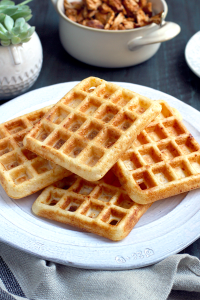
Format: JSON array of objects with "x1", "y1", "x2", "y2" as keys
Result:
[{"x1": 1, "y1": 242, "x2": 200, "y2": 300}]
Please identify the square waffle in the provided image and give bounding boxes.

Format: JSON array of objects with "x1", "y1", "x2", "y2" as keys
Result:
[
  {"x1": 23, "y1": 77, "x2": 161, "y2": 181},
  {"x1": 113, "y1": 100, "x2": 200, "y2": 204},
  {"x1": 0, "y1": 106, "x2": 71, "y2": 199},
  {"x1": 32, "y1": 170, "x2": 151, "y2": 241}
]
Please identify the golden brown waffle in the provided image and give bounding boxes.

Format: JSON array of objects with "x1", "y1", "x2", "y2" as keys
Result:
[
  {"x1": 0, "y1": 106, "x2": 71, "y2": 199},
  {"x1": 113, "y1": 100, "x2": 200, "y2": 204},
  {"x1": 23, "y1": 77, "x2": 161, "y2": 181},
  {"x1": 32, "y1": 170, "x2": 151, "y2": 241}
]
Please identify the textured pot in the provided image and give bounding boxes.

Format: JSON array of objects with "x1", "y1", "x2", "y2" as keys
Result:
[{"x1": 0, "y1": 31, "x2": 43, "y2": 100}]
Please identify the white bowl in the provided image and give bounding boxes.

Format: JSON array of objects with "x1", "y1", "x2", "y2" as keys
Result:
[{"x1": 51, "y1": 0, "x2": 180, "y2": 68}]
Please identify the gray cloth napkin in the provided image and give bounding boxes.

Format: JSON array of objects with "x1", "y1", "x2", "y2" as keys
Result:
[{"x1": 1, "y1": 242, "x2": 200, "y2": 300}]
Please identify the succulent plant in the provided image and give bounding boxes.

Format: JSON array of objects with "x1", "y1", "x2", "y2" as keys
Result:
[{"x1": 0, "y1": 0, "x2": 35, "y2": 46}]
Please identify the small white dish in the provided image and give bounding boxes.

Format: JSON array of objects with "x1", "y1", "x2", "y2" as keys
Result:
[
  {"x1": 1, "y1": 82, "x2": 200, "y2": 270},
  {"x1": 185, "y1": 31, "x2": 200, "y2": 78}
]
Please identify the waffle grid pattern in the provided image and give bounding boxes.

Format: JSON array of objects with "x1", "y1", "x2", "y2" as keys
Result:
[
  {"x1": 0, "y1": 106, "x2": 71, "y2": 199},
  {"x1": 32, "y1": 171, "x2": 151, "y2": 241},
  {"x1": 24, "y1": 77, "x2": 161, "y2": 181},
  {"x1": 113, "y1": 101, "x2": 200, "y2": 204}
]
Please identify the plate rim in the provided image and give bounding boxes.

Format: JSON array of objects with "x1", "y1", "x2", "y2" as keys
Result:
[
  {"x1": 1, "y1": 81, "x2": 200, "y2": 270},
  {"x1": 185, "y1": 31, "x2": 200, "y2": 78}
]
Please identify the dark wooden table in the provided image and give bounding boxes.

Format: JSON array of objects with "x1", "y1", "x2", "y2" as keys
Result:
[{"x1": 1, "y1": 0, "x2": 200, "y2": 257}]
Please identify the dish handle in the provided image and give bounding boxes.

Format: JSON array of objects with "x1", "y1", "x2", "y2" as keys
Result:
[{"x1": 128, "y1": 22, "x2": 181, "y2": 51}]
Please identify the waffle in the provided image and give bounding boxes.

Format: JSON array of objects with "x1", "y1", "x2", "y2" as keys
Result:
[
  {"x1": 32, "y1": 170, "x2": 151, "y2": 241},
  {"x1": 0, "y1": 106, "x2": 71, "y2": 199},
  {"x1": 23, "y1": 77, "x2": 162, "y2": 181},
  {"x1": 113, "y1": 100, "x2": 200, "y2": 204}
]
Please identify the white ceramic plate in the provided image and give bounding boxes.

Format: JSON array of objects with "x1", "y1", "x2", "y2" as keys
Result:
[
  {"x1": 185, "y1": 31, "x2": 200, "y2": 77},
  {"x1": 1, "y1": 82, "x2": 200, "y2": 270}
]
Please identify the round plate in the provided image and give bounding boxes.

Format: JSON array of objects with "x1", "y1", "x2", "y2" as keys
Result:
[
  {"x1": 185, "y1": 31, "x2": 200, "y2": 77},
  {"x1": 1, "y1": 82, "x2": 200, "y2": 270}
]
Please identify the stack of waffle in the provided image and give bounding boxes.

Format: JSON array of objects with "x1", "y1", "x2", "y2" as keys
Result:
[{"x1": 1, "y1": 77, "x2": 200, "y2": 241}]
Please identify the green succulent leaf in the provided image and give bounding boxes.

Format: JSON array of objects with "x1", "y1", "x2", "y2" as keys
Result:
[
  {"x1": 11, "y1": 25, "x2": 20, "y2": 34},
  {"x1": 0, "y1": 22, "x2": 7, "y2": 33},
  {"x1": 1, "y1": 39, "x2": 10, "y2": 46},
  {"x1": 21, "y1": 22, "x2": 28, "y2": 31},
  {"x1": 4, "y1": 14, "x2": 14, "y2": 31},
  {"x1": 20, "y1": 37, "x2": 30, "y2": 43},
  {"x1": 3, "y1": 30, "x2": 11, "y2": 38},
  {"x1": 18, "y1": 25, "x2": 34, "y2": 39},
  {"x1": 18, "y1": 30, "x2": 26, "y2": 38},
  {"x1": 10, "y1": 9, "x2": 31, "y2": 20},
  {"x1": 15, "y1": 16, "x2": 25, "y2": 27},
  {"x1": 17, "y1": 5, "x2": 31, "y2": 11},
  {"x1": 0, "y1": 0, "x2": 34, "y2": 45},
  {"x1": 15, "y1": 6, "x2": 31, "y2": 13},
  {"x1": 24, "y1": 13, "x2": 31, "y2": 21},
  {"x1": 0, "y1": 31, "x2": 7, "y2": 39},
  {"x1": 0, "y1": 28, "x2": 11, "y2": 38},
  {"x1": 0, "y1": 5, "x2": 12, "y2": 10},
  {"x1": 0, "y1": 7, "x2": 18, "y2": 15},
  {"x1": 11, "y1": 35, "x2": 21, "y2": 44},
  {"x1": 27, "y1": 25, "x2": 34, "y2": 36},
  {"x1": 0, "y1": 1, "x2": 15, "y2": 5},
  {"x1": 0, "y1": 12, "x2": 5, "y2": 23},
  {"x1": 0, "y1": 0, "x2": 32, "y2": 7}
]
